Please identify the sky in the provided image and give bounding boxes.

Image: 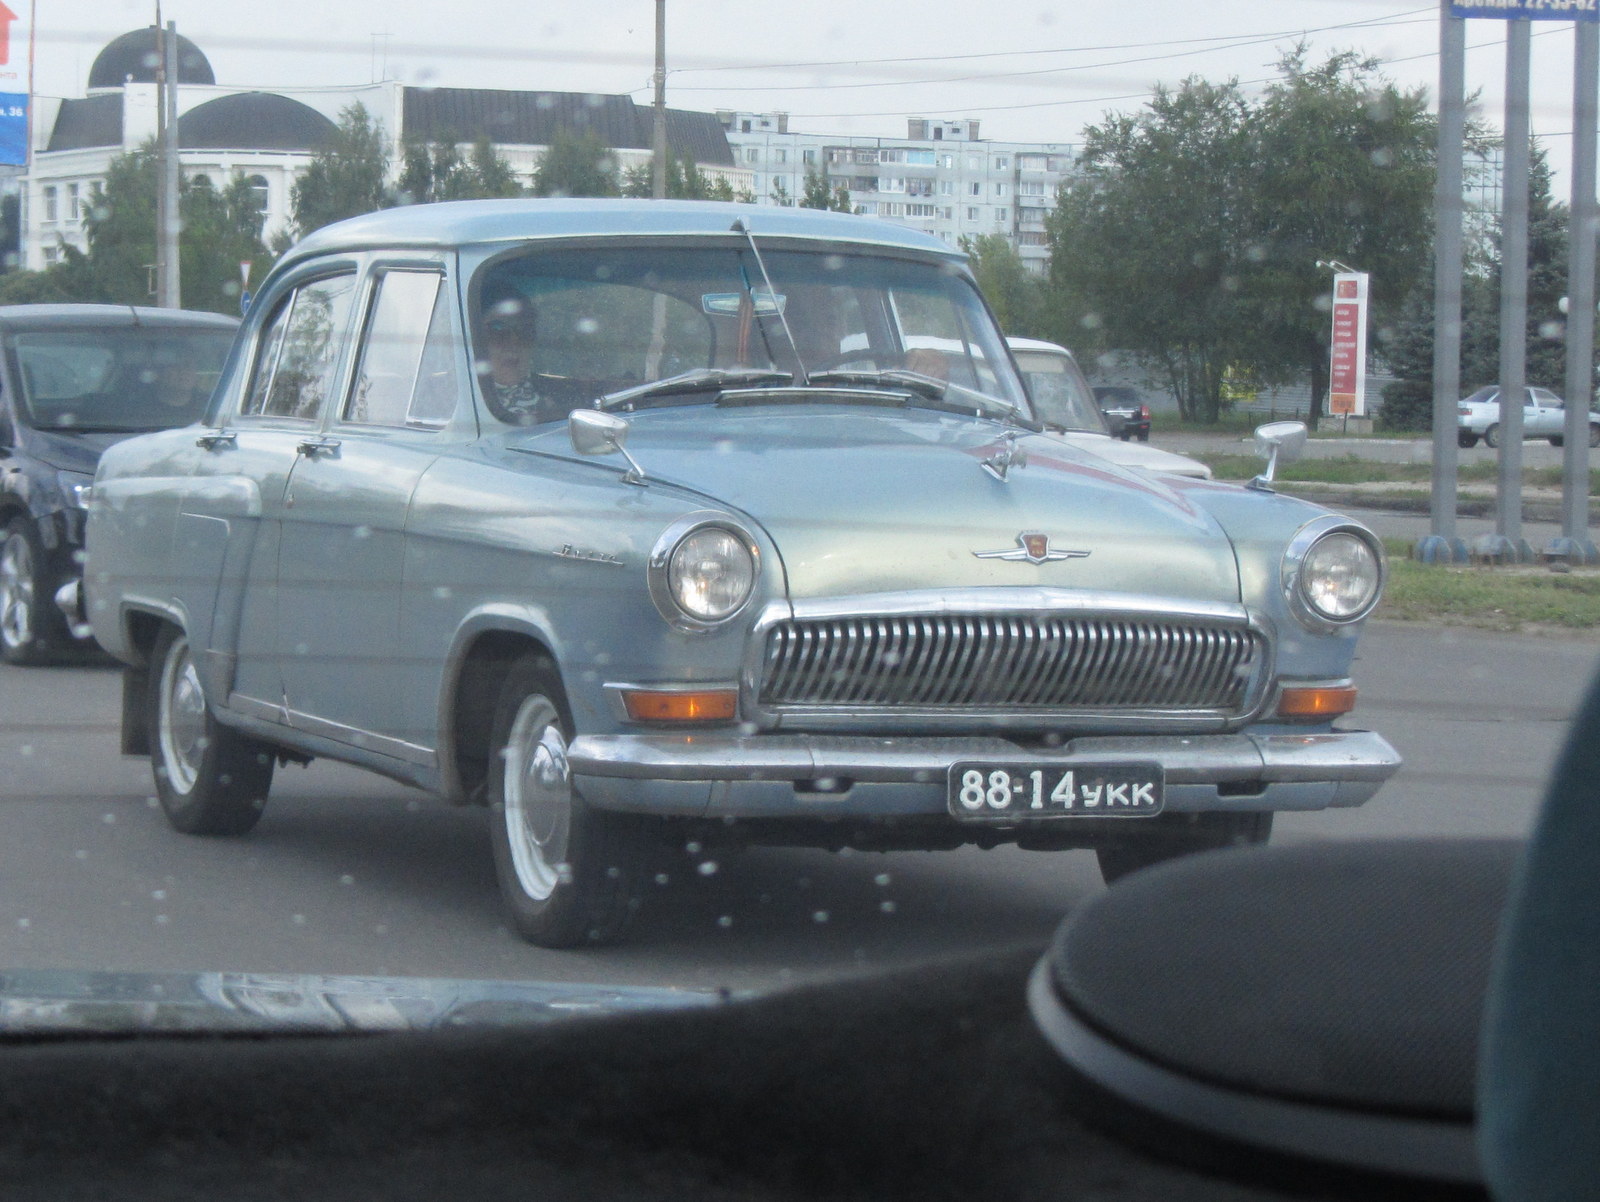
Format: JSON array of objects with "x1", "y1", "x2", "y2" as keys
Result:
[{"x1": 28, "y1": 0, "x2": 1600, "y2": 189}]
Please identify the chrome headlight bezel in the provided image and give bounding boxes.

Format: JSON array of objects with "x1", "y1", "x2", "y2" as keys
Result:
[
  {"x1": 1281, "y1": 516, "x2": 1385, "y2": 633},
  {"x1": 647, "y1": 511, "x2": 760, "y2": 633}
]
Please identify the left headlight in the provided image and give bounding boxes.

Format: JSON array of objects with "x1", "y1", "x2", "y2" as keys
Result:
[
  {"x1": 1283, "y1": 519, "x2": 1384, "y2": 631},
  {"x1": 649, "y1": 514, "x2": 759, "y2": 630},
  {"x1": 56, "y1": 471, "x2": 94, "y2": 509}
]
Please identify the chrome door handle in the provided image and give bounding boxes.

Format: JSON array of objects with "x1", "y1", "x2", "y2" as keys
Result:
[
  {"x1": 296, "y1": 439, "x2": 341, "y2": 458},
  {"x1": 196, "y1": 429, "x2": 237, "y2": 450}
]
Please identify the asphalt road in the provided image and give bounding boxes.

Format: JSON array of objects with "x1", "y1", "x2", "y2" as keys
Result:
[{"x1": 0, "y1": 622, "x2": 1589, "y2": 992}]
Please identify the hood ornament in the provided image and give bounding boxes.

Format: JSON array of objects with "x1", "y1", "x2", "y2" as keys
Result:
[
  {"x1": 974, "y1": 533, "x2": 1091, "y2": 565},
  {"x1": 980, "y1": 431, "x2": 1027, "y2": 482}
]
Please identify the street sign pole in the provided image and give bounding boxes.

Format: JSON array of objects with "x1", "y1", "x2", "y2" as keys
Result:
[
  {"x1": 1494, "y1": 18, "x2": 1533, "y2": 562},
  {"x1": 1419, "y1": 2, "x2": 1467, "y2": 564},
  {"x1": 1555, "y1": 18, "x2": 1600, "y2": 564}
]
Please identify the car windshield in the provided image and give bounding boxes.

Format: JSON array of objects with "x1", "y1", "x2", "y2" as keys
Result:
[
  {"x1": 470, "y1": 243, "x2": 1027, "y2": 426},
  {"x1": 1010, "y1": 346, "x2": 1109, "y2": 433},
  {"x1": 10, "y1": 327, "x2": 235, "y2": 432}
]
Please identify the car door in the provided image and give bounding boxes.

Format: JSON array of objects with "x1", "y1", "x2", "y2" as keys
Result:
[
  {"x1": 274, "y1": 262, "x2": 468, "y2": 757},
  {"x1": 1528, "y1": 388, "x2": 1563, "y2": 437},
  {"x1": 183, "y1": 268, "x2": 360, "y2": 718}
]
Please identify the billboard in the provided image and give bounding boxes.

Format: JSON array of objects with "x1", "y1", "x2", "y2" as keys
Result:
[
  {"x1": 0, "y1": 1, "x2": 26, "y2": 167},
  {"x1": 1450, "y1": 1, "x2": 1599, "y2": 19},
  {"x1": 1328, "y1": 273, "x2": 1369, "y2": 418}
]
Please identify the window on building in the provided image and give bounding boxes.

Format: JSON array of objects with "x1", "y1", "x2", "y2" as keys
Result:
[
  {"x1": 42, "y1": 186, "x2": 57, "y2": 222},
  {"x1": 855, "y1": 202, "x2": 877, "y2": 216},
  {"x1": 940, "y1": 207, "x2": 953, "y2": 220},
  {"x1": 1020, "y1": 231, "x2": 1049, "y2": 246},
  {"x1": 741, "y1": 120, "x2": 752, "y2": 132},
  {"x1": 938, "y1": 180, "x2": 953, "y2": 196},
  {"x1": 880, "y1": 148, "x2": 906, "y2": 164},
  {"x1": 995, "y1": 208, "x2": 1009, "y2": 223},
  {"x1": 854, "y1": 149, "x2": 877, "y2": 165},
  {"x1": 908, "y1": 149, "x2": 935, "y2": 165},
  {"x1": 965, "y1": 206, "x2": 979, "y2": 221},
  {"x1": 880, "y1": 202, "x2": 905, "y2": 217},
  {"x1": 969, "y1": 182, "x2": 981, "y2": 196},
  {"x1": 248, "y1": 175, "x2": 270, "y2": 214},
  {"x1": 67, "y1": 183, "x2": 80, "y2": 221},
  {"x1": 803, "y1": 149, "x2": 817, "y2": 164},
  {"x1": 745, "y1": 148, "x2": 760, "y2": 163},
  {"x1": 880, "y1": 178, "x2": 906, "y2": 194},
  {"x1": 995, "y1": 183, "x2": 1008, "y2": 197},
  {"x1": 854, "y1": 176, "x2": 878, "y2": 192},
  {"x1": 828, "y1": 148, "x2": 851, "y2": 165},
  {"x1": 994, "y1": 157, "x2": 1009, "y2": 171},
  {"x1": 941, "y1": 154, "x2": 954, "y2": 169},
  {"x1": 907, "y1": 178, "x2": 933, "y2": 197},
  {"x1": 1018, "y1": 154, "x2": 1047, "y2": 172},
  {"x1": 1018, "y1": 179, "x2": 1047, "y2": 197},
  {"x1": 773, "y1": 149, "x2": 786, "y2": 164},
  {"x1": 906, "y1": 204, "x2": 935, "y2": 218}
]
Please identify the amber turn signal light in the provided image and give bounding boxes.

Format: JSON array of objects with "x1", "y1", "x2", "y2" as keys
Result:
[
  {"x1": 1276, "y1": 684, "x2": 1358, "y2": 720},
  {"x1": 621, "y1": 689, "x2": 738, "y2": 723}
]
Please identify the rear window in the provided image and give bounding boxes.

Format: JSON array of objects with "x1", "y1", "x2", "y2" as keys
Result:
[{"x1": 11, "y1": 325, "x2": 237, "y2": 432}]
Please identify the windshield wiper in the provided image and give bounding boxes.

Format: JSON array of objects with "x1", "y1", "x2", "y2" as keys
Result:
[
  {"x1": 807, "y1": 369, "x2": 1024, "y2": 423},
  {"x1": 595, "y1": 368, "x2": 794, "y2": 411}
]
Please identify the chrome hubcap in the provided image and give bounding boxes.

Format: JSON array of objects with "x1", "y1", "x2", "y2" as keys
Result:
[
  {"x1": 0, "y1": 532, "x2": 34, "y2": 652},
  {"x1": 158, "y1": 635, "x2": 208, "y2": 795},
  {"x1": 501, "y1": 695, "x2": 571, "y2": 902}
]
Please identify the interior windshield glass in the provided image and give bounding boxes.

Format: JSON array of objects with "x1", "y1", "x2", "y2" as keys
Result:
[
  {"x1": 11, "y1": 328, "x2": 235, "y2": 432},
  {"x1": 471, "y1": 243, "x2": 1027, "y2": 426},
  {"x1": 1012, "y1": 348, "x2": 1108, "y2": 434}
]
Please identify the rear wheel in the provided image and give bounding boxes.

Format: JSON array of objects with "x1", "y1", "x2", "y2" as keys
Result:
[
  {"x1": 487, "y1": 654, "x2": 649, "y2": 947},
  {"x1": 1458, "y1": 431, "x2": 1479, "y2": 449},
  {"x1": 0, "y1": 517, "x2": 63, "y2": 665},
  {"x1": 1483, "y1": 423, "x2": 1501, "y2": 449},
  {"x1": 1551, "y1": 435, "x2": 1565, "y2": 447},
  {"x1": 148, "y1": 625, "x2": 274, "y2": 834},
  {"x1": 1137, "y1": 429, "x2": 1149, "y2": 442},
  {"x1": 1589, "y1": 424, "x2": 1600, "y2": 448},
  {"x1": 1095, "y1": 812, "x2": 1273, "y2": 885}
]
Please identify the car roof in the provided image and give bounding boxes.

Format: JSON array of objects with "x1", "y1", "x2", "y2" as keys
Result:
[
  {"x1": 1006, "y1": 336, "x2": 1073, "y2": 356},
  {"x1": 0, "y1": 304, "x2": 239, "y2": 331},
  {"x1": 282, "y1": 198, "x2": 964, "y2": 270}
]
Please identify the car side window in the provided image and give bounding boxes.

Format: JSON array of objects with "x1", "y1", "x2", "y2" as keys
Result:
[
  {"x1": 345, "y1": 271, "x2": 462, "y2": 429},
  {"x1": 240, "y1": 273, "x2": 357, "y2": 421}
]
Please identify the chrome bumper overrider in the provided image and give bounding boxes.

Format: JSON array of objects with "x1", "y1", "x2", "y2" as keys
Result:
[{"x1": 567, "y1": 729, "x2": 1402, "y2": 819}]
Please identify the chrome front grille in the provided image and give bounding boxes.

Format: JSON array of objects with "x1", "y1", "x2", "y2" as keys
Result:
[{"x1": 758, "y1": 612, "x2": 1266, "y2": 717}]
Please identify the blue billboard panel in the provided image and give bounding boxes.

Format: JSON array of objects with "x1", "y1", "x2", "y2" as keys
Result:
[
  {"x1": 1451, "y1": 0, "x2": 1599, "y2": 18},
  {"x1": 0, "y1": 92, "x2": 24, "y2": 166}
]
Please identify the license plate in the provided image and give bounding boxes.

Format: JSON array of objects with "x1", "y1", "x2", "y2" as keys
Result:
[{"x1": 947, "y1": 761, "x2": 1164, "y2": 821}]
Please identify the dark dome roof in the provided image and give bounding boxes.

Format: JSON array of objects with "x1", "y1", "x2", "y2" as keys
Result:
[
  {"x1": 178, "y1": 93, "x2": 337, "y2": 152},
  {"x1": 88, "y1": 28, "x2": 215, "y2": 89}
]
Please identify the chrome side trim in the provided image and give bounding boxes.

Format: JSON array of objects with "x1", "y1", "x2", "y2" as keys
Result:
[{"x1": 228, "y1": 693, "x2": 436, "y2": 767}]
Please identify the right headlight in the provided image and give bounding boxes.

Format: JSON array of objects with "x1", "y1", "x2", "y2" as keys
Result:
[
  {"x1": 648, "y1": 513, "x2": 759, "y2": 631},
  {"x1": 1283, "y1": 519, "x2": 1384, "y2": 631}
]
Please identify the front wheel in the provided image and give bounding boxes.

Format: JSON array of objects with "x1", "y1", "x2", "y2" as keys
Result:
[
  {"x1": 1095, "y1": 812, "x2": 1273, "y2": 885},
  {"x1": 0, "y1": 518, "x2": 64, "y2": 665},
  {"x1": 1483, "y1": 423, "x2": 1501, "y2": 449},
  {"x1": 148, "y1": 625, "x2": 274, "y2": 834},
  {"x1": 488, "y1": 654, "x2": 649, "y2": 947}
]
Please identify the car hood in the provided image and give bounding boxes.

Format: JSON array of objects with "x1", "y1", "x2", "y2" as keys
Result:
[
  {"x1": 1050, "y1": 431, "x2": 1212, "y2": 479},
  {"x1": 520, "y1": 405, "x2": 1241, "y2": 605},
  {"x1": 15, "y1": 427, "x2": 132, "y2": 474},
  {"x1": 0, "y1": 968, "x2": 728, "y2": 1035}
]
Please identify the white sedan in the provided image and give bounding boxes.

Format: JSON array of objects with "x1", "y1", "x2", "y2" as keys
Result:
[{"x1": 1457, "y1": 385, "x2": 1600, "y2": 449}]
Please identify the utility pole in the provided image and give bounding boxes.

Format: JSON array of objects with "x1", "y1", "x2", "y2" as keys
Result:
[
  {"x1": 160, "y1": 21, "x2": 181, "y2": 307},
  {"x1": 651, "y1": 0, "x2": 666, "y2": 199},
  {"x1": 153, "y1": 9, "x2": 167, "y2": 303}
]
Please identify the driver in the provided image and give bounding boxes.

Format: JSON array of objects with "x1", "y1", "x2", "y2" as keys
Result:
[{"x1": 480, "y1": 279, "x2": 545, "y2": 424}]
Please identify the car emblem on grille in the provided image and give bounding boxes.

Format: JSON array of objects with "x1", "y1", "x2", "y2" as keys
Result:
[{"x1": 974, "y1": 533, "x2": 1091, "y2": 565}]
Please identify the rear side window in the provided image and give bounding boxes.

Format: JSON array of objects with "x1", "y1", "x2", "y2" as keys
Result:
[
  {"x1": 345, "y1": 270, "x2": 464, "y2": 429},
  {"x1": 241, "y1": 273, "x2": 357, "y2": 421}
]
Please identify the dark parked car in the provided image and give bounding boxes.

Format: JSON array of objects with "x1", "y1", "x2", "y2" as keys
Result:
[
  {"x1": 1093, "y1": 385, "x2": 1150, "y2": 441},
  {"x1": 0, "y1": 305, "x2": 238, "y2": 663}
]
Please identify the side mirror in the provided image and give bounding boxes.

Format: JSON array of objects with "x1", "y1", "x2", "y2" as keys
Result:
[
  {"x1": 1249, "y1": 420, "x2": 1307, "y2": 492},
  {"x1": 569, "y1": 409, "x2": 646, "y2": 484}
]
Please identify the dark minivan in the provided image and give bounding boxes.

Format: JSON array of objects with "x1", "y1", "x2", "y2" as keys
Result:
[{"x1": 0, "y1": 305, "x2": 238, "y2": 663}]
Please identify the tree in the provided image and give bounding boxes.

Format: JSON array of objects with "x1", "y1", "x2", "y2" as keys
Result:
[
  {"x1": 961, "y1": 233, "x2": 1044, "y2": 337},
  {"x1": 532, "y1": 131, "x2": 618, "y2": 198},
  {"x1": 291, "y1": 103, "x2": 391, "y2": 236},
  {"x1": 1045, "y1": 79, "x2": 1258, "y2": 422},
  {"x1": 770, "y1": 179, "x2": 794, "y2": 207},
  {"x1": 1245, "y1": 49, "x2": 1437, "y2": 429},
  {"x1": 1045, "y1": 51, "x2": 1439, "y2": 425},
  {"x1": 799, "y1": 168, "x2": 852, "y2": 213},
  {"x1": 180, "y1": 173, "x2": 272, "y2": 315}
]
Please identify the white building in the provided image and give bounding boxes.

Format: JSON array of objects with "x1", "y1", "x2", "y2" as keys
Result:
[
  {"x1": 719, "y1": 111, "x2": 1078, "y2": 273},
  {"x1": 26, "y1": 28, "x2": 746, "y2": 275}
]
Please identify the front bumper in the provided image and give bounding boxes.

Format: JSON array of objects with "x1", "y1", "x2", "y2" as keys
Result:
[{"x1": 569, "y1": 728, "x2": 1401, "y2": 819}]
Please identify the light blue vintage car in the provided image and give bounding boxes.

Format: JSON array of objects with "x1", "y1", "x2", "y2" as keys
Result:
[{"x1": 82, "y1": 199, "x2": 1399, "y2": 947}]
